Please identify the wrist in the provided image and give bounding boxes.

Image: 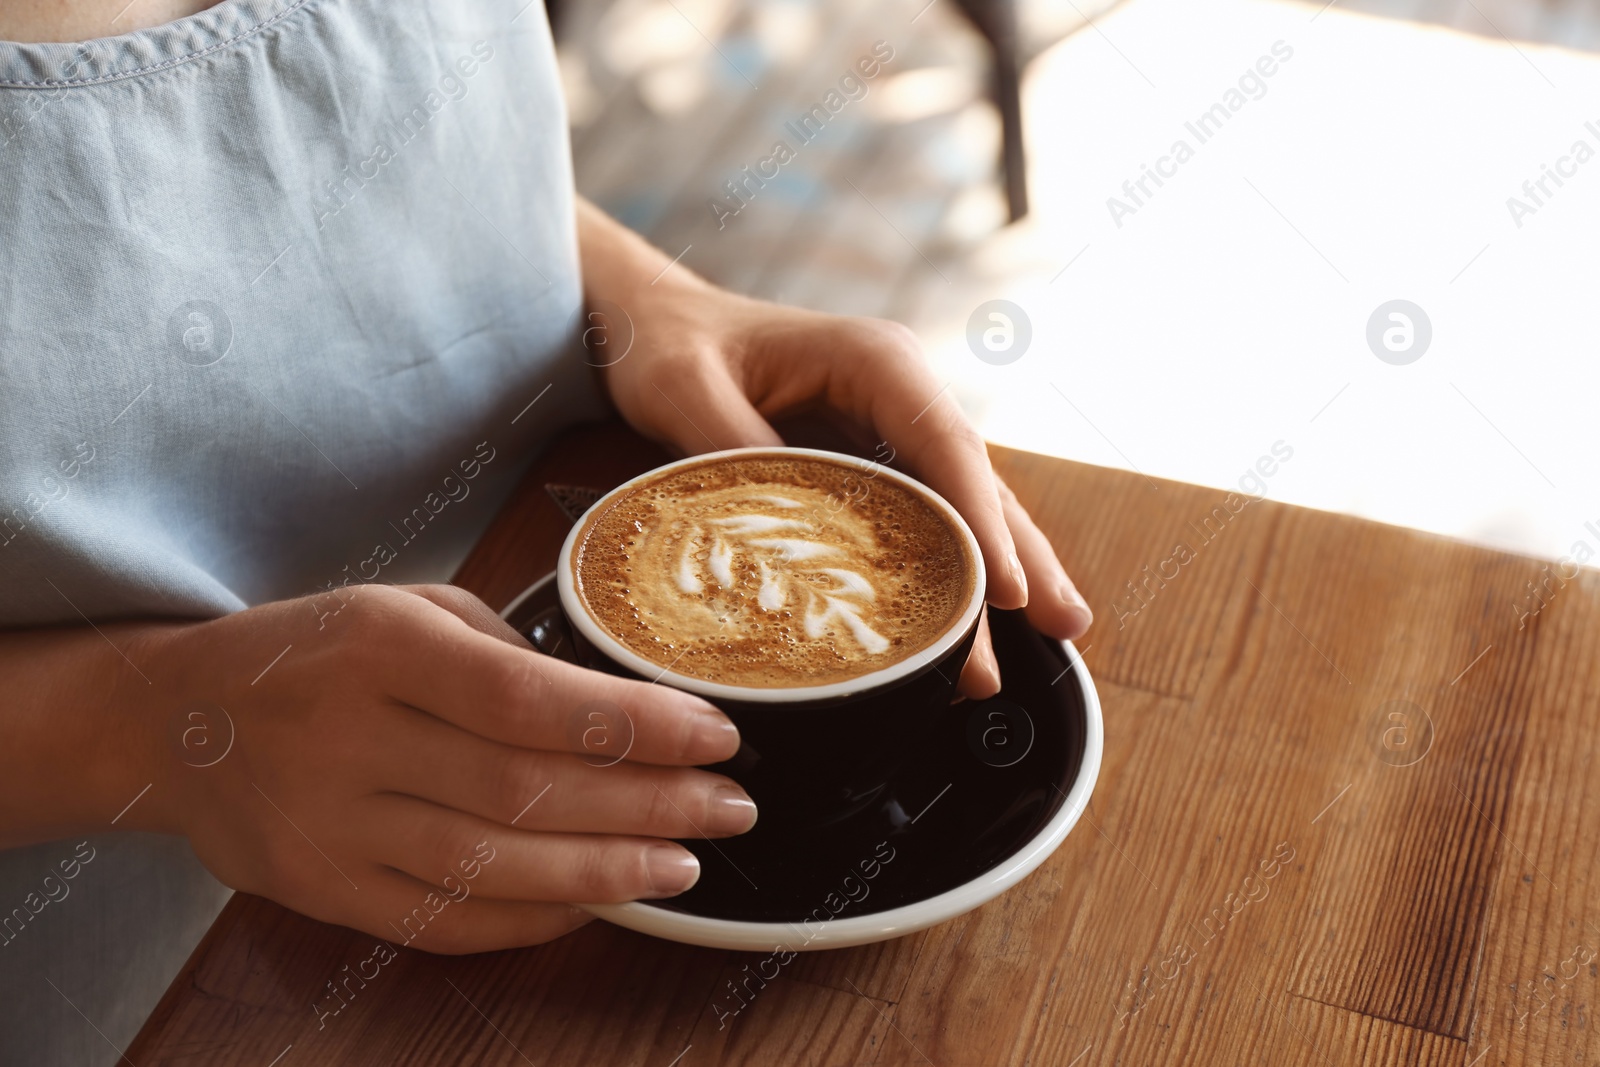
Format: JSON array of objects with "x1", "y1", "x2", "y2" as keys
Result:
[
  {"x1": 0, "y1": 621, "x2": 185, "y2": 847},
  {"x1": 576, "y1": 197, "x2": 717, "y2": 309},
  {"x1": 62, "y1": 622, "x2": 190, "y2": 840},
  {"x1": 107, "y1": 622, "x2": 201, "y2": 838}
]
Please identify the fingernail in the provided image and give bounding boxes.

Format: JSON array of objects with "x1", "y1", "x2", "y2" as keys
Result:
[
  {"x1": 1008, "y1": 551, "x2": 1029, "y2": 606},
  {"x1": 687, "y1": 713, "x2": 740, "y2": 764},
  {"x1": 705, "y1": 785, "x2": 758, "y2": 835},
  {"x1": 1060, "y1": 580, "x2": 1093, "y2": 635},
  {"x1": 972, "y1": 643, "x2": 998, "y2": 694},
  {"x1": 968, "y1": 642, "x2": 1002, "y2": 699},
  {"x1": 645, "y1": 846, "x2": 701, "y2": 897}
]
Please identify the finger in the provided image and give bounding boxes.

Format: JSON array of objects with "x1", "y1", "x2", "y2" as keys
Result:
[
  {"x1": 368, "y1": 589, "x2": 741, "y2": 766},
  {"x1": 367, "y1": 796, "x2": 703, "y2": 903},
  {"x1": 958, "y1": 607, "x2": 1001, "y2": 699},
  {"x1": 405, "y1": 583, "x2": 534, "y2": 648},
  {"x1": 340, "y1": 865, "x2": 593, "y2": 955},
  {"x1": 830, "y1": 320, "x2": 1027, "y2": 610},
  {"x1": 383, "y1": 707, "x2": 757, "y2": 838},
  {"x1": 647, "y1": 357, "x2": 784, "y2": 455},
  {"x1": 995, "y1": 476, "x2": 1092, "y2": 640}
]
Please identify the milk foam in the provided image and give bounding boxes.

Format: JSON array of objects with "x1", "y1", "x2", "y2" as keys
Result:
[{"x1": 574, "y1": 456, "x2": 973, "y2": 688}]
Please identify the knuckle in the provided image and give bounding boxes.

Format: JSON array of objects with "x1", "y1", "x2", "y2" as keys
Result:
[
  {"x1": 940, "y1": 418, "x2": 986, "y2": 455},
  {"x1": 642, "y1": 782, "x2": 689, "y2": 834},
  {"x1": 493, "y1": 750, "x2": 547, "y2": 822},
  {"x1": 408, "y1": 582, "x2": 456, "y2": 605},
  {"x1": 425, "y1": 819, "x2": 487, "y2": 882},
  {"x1": 665, "y1": 704, "x2": 703, "y2": 763},
  {"x1": 574, "y1": 844, "x2": 646, "y2": 902},
  {"x1": 481, "y1": 656, "x2": 542, "y2": 734},
  {"x1": 337, "y1": 584, "x2": 407, "y2": 639},
  {"x1": 411, "y1": 583, "x2": 484, "y2": 617},
  {"x1": 641, "y1": 351, "x2": 702, "y2": 390},
  {"x1": 668, "y1": 354, "x2": 727, "y2": 400},
  {"x1": 859, "y1": 317, "x2": 921, "y2": 356},
  {"x1": 333, "y1": 594, "x2": 379, "y2": 640}
]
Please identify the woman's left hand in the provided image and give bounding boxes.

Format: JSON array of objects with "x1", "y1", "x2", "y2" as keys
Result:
[{"x1": 577, "y1": 200, "x2": 1092, "y2": 697}]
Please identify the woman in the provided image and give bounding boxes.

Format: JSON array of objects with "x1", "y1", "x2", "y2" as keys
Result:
[{"x1": 0, "y1": 0, "x2": 1091, "y2": 1059}]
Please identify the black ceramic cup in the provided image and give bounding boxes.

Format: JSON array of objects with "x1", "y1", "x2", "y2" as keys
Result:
[{"x1": 556, "y1": 447, "x2": 987, "y2": 829}]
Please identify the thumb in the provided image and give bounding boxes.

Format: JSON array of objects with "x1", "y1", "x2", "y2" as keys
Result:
[{"x1": 647, "y1": 363, "x2": 784, "y2": 455}]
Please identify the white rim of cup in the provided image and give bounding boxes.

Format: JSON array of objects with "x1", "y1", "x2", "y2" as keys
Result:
[{"x1": 556, "y1": 446, "x2": 988, "y2": 705}]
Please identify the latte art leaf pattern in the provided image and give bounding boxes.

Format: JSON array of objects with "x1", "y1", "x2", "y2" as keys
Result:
[
  {"x1": 681, "y1": 514, "x2": 890, "y2": 655},
  {"x1": 575, "y1": 456, "x2": 973, "y2": 688}
]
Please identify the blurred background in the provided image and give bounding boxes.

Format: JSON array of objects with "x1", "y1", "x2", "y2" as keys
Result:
[{"x1": 554, "y1": 0, "x2": 1600, "y2": 567}]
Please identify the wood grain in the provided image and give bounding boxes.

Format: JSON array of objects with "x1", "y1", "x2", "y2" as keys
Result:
[{"x1": 129, "y1": 422, "x2": 1600, "y2": 1066}]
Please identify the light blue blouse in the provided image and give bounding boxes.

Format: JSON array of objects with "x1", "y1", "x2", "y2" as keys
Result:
[{"x1": 0, "y1": 1, "x2": 602, "y2": 1059}]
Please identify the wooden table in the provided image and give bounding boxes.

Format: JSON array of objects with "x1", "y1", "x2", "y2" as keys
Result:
[{"x1": 129, "y1": 422, "x2": 1600, "y2": 1066}]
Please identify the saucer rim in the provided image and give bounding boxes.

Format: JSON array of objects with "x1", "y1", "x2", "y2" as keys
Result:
[{"x1": 501, "y1": 572, "x2": 1103, "y2": 953}]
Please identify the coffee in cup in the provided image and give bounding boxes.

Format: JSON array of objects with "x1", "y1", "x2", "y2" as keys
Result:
[{"x1": 569, "y1": 453, "x2": 977, "y2": 692}]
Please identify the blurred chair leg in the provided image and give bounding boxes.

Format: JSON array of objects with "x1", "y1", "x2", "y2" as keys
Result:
[
  {"x1": 994, "y1": 50, "x2": 1028, "y2": 221},
  {"x1": 952, "y1": 0, "x2": 1030, "y2": 222}
]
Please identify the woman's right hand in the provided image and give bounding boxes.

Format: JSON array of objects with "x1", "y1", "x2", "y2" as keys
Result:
[{"x1": 135, "y1": 583, "x2": 756, "y2": 954}]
